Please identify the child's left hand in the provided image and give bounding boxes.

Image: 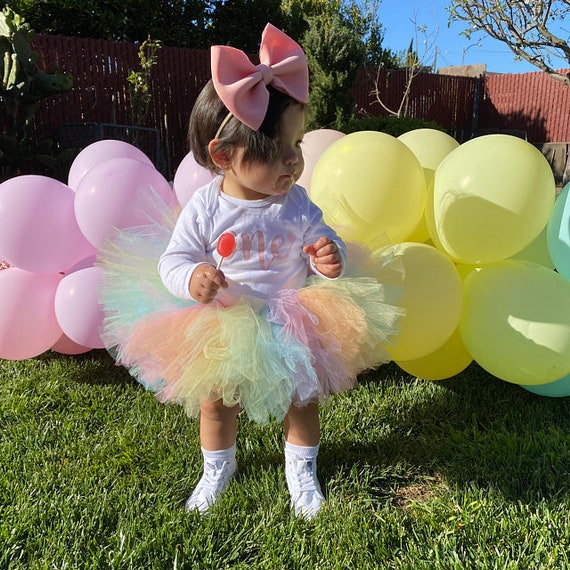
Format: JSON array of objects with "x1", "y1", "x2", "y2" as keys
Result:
[{"x1": 303, "y1": 237, "x2": 343, "y2": 279}]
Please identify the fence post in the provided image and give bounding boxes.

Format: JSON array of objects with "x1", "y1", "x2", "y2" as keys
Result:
[{"x1": 471, "y1": 76, "x2": 482, "y2": 138}]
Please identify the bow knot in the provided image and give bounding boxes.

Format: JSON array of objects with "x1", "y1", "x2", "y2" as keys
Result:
[
  {"x1": 257, "y1": 63, "x2": 274, "y2": 86},
  {"x1": 211, "y1": 24, "x2": 309, "y2": 131}
]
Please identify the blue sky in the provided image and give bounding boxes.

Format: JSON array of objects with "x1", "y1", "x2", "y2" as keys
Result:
[{"x1": 378, "y1": 0, "x2": 539, "y2": 74}]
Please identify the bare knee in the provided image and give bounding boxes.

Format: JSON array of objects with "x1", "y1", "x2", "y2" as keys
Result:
[{"x1": 200, "y1": 399, "x2": 240, "y2": 423}]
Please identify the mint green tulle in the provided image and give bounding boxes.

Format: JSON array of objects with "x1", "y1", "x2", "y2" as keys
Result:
[{"x1": 97, "y1": 190, "x2": 406, "y2": 424}]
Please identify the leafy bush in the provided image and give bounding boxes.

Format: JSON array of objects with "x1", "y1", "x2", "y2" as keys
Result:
[
  {"x1": 302, "y1": 13, "x2": 365, "y2": 130},
  {"x1": 0, "y1": 6, "x2": 73, "y2": 180},
  {"x1": 339, "y1": 115, "x2": 447, "y2": 137}
]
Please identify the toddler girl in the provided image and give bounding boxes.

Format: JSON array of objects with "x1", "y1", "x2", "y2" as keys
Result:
[{"x1": 98, "y1": 24, "x2": 402, "y2": 519}]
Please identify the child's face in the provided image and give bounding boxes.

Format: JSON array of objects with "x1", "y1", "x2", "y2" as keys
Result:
[{"x1": 222, "y1": 104, "x2": 306, "y2": 200}]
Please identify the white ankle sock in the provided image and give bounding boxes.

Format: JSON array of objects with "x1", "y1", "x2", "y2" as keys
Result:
[
  {"x1": 284, "y1": 441, "x2": 325, "y2": 519},
  {"x1": 185, "y1": 444, "x2": 237, "y2": 513},
  {"x1": 285, "y1": 441, "x2": 320, "y2": 459},
  {"x1": 202, "y1": 444, "x2": 237, "y2": 464}
]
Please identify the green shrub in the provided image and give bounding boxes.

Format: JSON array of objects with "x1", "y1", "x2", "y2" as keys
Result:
[
  {"x1": 302, "y1": 13, "x2": 365, "y2": 130},
  {"x1": 339, "y1": 115, "x2": 447, "y2": 137}
]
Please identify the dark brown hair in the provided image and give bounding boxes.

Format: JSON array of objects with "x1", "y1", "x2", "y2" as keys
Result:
[{"x1": 188, "y1": 80, "x2": 305, "y2": 173}]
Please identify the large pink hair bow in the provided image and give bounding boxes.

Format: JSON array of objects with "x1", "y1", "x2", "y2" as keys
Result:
[{"x1": 211, "y1": 23, "x2": 309, "y2": 131}]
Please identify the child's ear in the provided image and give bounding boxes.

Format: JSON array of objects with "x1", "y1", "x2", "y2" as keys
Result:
[{"x1": 208, "y1": 140, "x2": 231, "y2": 170}]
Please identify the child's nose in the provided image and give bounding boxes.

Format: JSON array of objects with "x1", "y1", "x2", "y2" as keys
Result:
[{"x1": 284, "y1": 147, "x2": 300, "y2": 165}]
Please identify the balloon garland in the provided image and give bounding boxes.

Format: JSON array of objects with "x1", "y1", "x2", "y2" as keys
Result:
[{"x1": 1, "y1": 129, "x2": 568, "y2": 397}]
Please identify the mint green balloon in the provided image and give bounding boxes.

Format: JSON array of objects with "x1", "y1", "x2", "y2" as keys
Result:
[
  {"x1": 546, "y1": 181, "x2": 570, "y2": 280},
  {"x1": 521, "y1": 374, "x2": 570, "y2": 398}
]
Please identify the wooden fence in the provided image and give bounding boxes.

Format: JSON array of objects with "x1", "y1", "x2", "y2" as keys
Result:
[
  {"x1": 30, "y1": 34, "x2": 210, "y2": 179},
  {"x1": 9, "y1": 34, "x2": 570, "y2": 180},
  {"x1": 476, "y1": 71, "x2": 570, "y2": 143},
  {"x1": 352, "y1": 67, "x2": 478, "y2": 141}
]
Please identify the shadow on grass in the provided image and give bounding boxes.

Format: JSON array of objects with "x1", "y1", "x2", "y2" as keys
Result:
[
  {"x1": 323, "y1": 362, "x2": 570, "y2": 505},
  {"x1": 37, "y1": 348, "x2": 138, "y2": 388},
  {"x1": 29, "y1": 352, "x2": 570, "y2": 506}
]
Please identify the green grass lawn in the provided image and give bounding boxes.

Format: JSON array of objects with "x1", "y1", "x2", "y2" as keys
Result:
[{"x1": 1, "y1": 351, "x2": 569, "y2": 569}]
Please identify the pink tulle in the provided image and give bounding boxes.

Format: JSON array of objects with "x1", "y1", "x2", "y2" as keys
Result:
[
  {"x1": 114, "y1": 275, "x2": 403, "y2": 423},
  {"x1": 96, "y1": 189, "x2": 405, "y2": 424}
]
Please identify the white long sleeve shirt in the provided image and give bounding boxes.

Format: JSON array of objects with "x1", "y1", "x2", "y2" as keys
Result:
[{"x1": 158, "y1": 177, "x2": 346, "y2": 305}]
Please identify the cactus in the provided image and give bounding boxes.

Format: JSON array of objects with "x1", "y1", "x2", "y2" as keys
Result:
[{"x1": 0, "y1": 6, "x2": 73, "y2": 178}]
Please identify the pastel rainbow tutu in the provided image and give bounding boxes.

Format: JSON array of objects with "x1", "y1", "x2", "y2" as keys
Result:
[{"x1": 97, "y1": 193, "x2": 404, "y2": 424}]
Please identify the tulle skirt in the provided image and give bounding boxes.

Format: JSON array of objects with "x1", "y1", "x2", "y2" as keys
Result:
[{"x1": 97, "y1": 197, "x2": 404, "y2": 424}]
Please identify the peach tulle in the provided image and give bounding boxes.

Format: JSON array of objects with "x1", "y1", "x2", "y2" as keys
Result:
[
  {"x1": 97, "y1": 192, "x2": 404, "y2": 424},
  {"x1": 105, "y1": 275, "x2": 403, "y2": 424}
]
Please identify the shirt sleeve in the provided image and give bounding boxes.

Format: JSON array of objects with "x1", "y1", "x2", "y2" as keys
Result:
[
  {"x1": 157, "y1": 197, "x2": 211, "y2": 300},
  {"x1": 300, "y1": 189, "x2": 347, "y2": 279}
]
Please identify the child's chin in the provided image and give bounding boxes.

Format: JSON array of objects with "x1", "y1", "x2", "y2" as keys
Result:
[{"x1": 275, "y1": 177, "x2": 295, "y2": 193}]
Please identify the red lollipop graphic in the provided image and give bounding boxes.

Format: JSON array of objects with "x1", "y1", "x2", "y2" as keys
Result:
[{"x1": 216, "y1": 232, "x2": 236, "y2": 270}]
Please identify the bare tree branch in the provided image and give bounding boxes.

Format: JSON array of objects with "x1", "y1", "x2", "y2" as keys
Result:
[
  {"x1": 368, "y1": 8, "x2": 439, "y2": 117},
  {"x1": 449, "y1": 0, "x2": 570, "y2": 85}
]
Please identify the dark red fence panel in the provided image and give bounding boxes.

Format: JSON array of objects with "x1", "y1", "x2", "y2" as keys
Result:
[
  {"x1": 33, "y1": 35, "x2": 138, "y2": 131},
  {"x1": 30, "y1": 34, "x2": 211, "y2": 177},
  {"x1": 352, "y1": 68, "x2": 477, "y2": 140},
  {"x1": 481, "y1": 70, "x2": 570, "y2": 143},
  {"x1": 3, "y1": 34, "x2": 569, "y2": 181}
]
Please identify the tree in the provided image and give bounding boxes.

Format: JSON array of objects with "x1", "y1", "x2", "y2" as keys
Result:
[
  {"x1": 369, "y1": 12, "x2": 438, "y2": 118},
  {"x1": 126, "y1": 37, "x2": 162, "y2": 126},
  {"x1": 281, "y1": 0, "x2": 397, "y2": 67},
  {"x1": 207, "y1": 0, "x2": 286, "y2": 51},
  {"x1": 5, "y1": 0, "x2": 398, "y2": 68},
  {"x1": 449, "y1": 0, "x2": 570, "y2": 85},
  {"x1": 5, "y1": 0, "x2": 214, "y2": 48},
  {"x1": 302, "y1": 12, "x2": 366, "y2": 129}
]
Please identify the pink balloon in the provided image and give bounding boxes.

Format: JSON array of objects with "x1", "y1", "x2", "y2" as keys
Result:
[
  {"x1": 173, "y1": 152, "x2": 215, "y2": 207},
  {"x1": 74, "y1": 158, "x2": 177, "y2": 248},
  {"x1": 297, "y1": 129, "x2": 345, "y2": 192},
  {"x1": 51, "y1": 333, "x2": 92, "y2": 355},
  {"x1": 65, "y1": 254, "x2": 97, "y2": 274},
  {"x1": 54, "y1": 267, "x2": 105, "y2": 349},
  {"x1": 0, "y1": 268, "x2": 63, "y2": 360},
  {"x1": 0, "y1": 175, "x2": 97, "y2": 273},
  {"x1": 68, "y1": 140, "x2": 154, "y2": 190}
]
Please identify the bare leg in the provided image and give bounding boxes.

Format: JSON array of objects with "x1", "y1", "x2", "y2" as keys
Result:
[
  {"x1": 199, "y1": 398, "x2": 240, "y2": 450},
  {"x1": 185, "y1": 399, "x2": 239, "y2": 513},
  {"x1": 283, "y1": 402, "x2": 320, "y2": 445}
]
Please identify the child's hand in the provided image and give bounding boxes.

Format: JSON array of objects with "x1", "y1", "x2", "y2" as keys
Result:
[
  {"x1": 189, "y1": 263, "x2": 228, "y2": 303},
  {"x1": 303, "y1": 237, "x2": 343, "y2": 279}
]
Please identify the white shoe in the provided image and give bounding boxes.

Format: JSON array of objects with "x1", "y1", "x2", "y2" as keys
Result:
[
  {"x1": 285, "y1": 455, "x2": 325, "y2": 519},
  {"x1": 185, "y1": 458, "x2": 237, "y2": 513}
]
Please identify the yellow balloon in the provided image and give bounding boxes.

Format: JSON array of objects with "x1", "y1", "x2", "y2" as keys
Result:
[
  {"x1": 510, "y1": 225, "x2": 554, "y2": 269},
  {"x1": 422, "y1": 175, "x2": 448, "y2": 252},
  {"x1": 405, "y1": 213, "x2": 431, "y2": 243},
  {"x1": 433, "y1": 135, "x2": 555, "y2": 265},
  {"x1": 311, "y1": 131, "x2": 426, "y2": 248},
  {"x1": 460, "y1": 260, "x2": 570, "y2": 385},
  {"x1": 397, "y1": 128, "x2": 460, "y2": 172},
  {"x1": 455, "y1": 263, "x2": 479, "y2": 281},
  {"x1": 396, "y1": 327, "x2": 472, "y2": 380},
  {"x1": 404, "y1": 167, "x2": 433, "y2": 243},
  {"x1": 397, "y1": 129, "x2": 459, "y2": 244},
  {"x1": 371, "y1": 242, "x2": 463, "y2": 361}
]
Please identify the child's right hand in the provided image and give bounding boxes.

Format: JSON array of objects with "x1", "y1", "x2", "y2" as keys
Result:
[{"x1": 189, "y1": 263, "x2": 228, "y2": 304}]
